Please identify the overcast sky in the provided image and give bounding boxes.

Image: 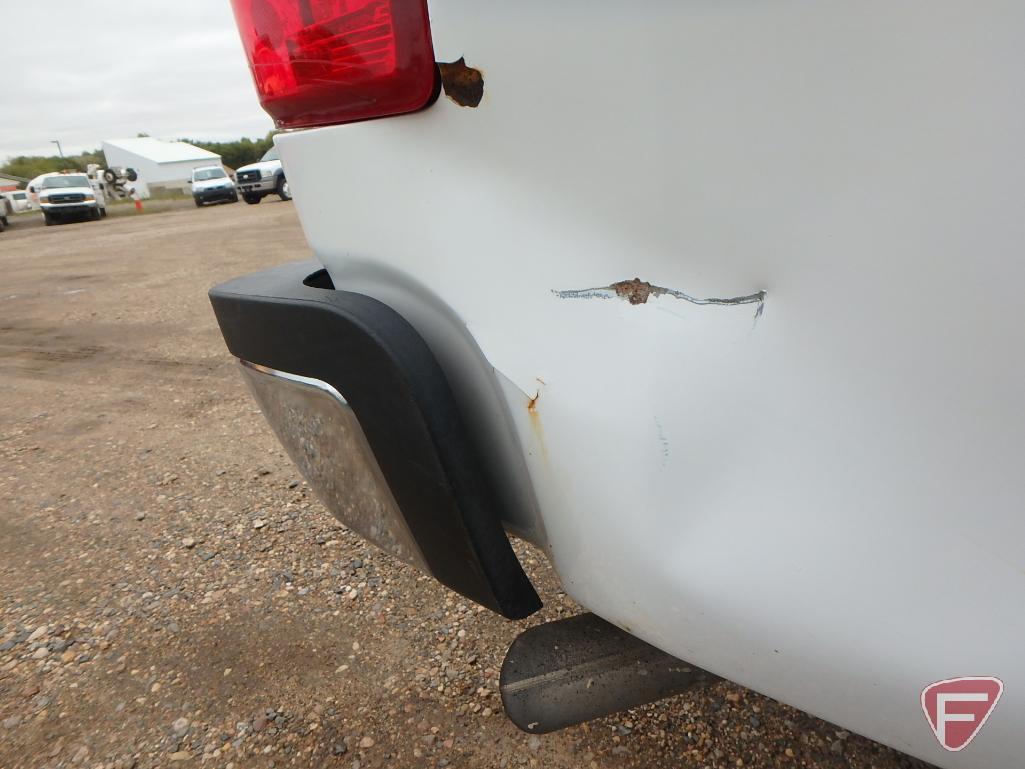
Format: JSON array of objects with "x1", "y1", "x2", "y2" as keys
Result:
[{"x1": 3, "y1": 1, "x2": 274, "y2": 160}]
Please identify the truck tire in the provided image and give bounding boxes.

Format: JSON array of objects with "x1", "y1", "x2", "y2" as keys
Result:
[
  {"x1": 90, "y1": 208, "x2": 101, "y2": 221},
  {"x1": 230, "y1": 191, "x2": 239, "y2": 203},
  {"x1": 243, "y1": 193, "x2": 262, "y2": 205},
  {"x1": 0, "y1": 216, "x2": 5, "y2": 232},
  {"x1": 277, "y1": 177, "x2": 292, "y2": 201},
  {"x1": 195, "y1": 198, "x2": 203, "y2": 208}
]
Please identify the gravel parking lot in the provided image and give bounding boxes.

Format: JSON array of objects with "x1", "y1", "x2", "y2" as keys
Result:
[{"x1": 0, "y1": 203, "x2": 932, "y2": 769}]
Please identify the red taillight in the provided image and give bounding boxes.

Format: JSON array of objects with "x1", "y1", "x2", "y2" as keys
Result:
[{"x1": 229, "y1": 0, "x2": 436, "y2": 128}]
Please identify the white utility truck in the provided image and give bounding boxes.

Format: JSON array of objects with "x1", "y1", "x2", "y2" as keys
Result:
[{"x1": 28, "y1": 172, "x2": 107, "y2": 225}]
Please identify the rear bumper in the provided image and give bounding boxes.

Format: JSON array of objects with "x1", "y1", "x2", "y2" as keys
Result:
[{"x1": 209, "y1": 260, "x2": 541, "y2": 619}]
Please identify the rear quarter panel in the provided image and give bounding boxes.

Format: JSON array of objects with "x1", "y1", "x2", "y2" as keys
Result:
[{"x1": 278, "y1": 2, "x2": 1025, "y2": 766}]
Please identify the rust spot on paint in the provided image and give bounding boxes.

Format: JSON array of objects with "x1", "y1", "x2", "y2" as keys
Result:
[
  {"x1": 611, "y1": 278, "x2": 660, "y2": 305},
  {"x1": 527, "y1": 391, "x2": 540, "y2": 413},
  {"x1": 527, "y1": 378, "x2": 546, "y2": 413},
  {"x1": 438, "y1": 57, "x2": 484, "y2": 108},
  {"x1": 526, "y1": 381, "x2": 548, "y2": 460}
]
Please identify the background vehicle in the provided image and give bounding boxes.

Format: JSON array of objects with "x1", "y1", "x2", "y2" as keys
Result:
[
  {"x1": 0, "y1": 196, "x2": 11, "y2": 232},
  {"x1": 189, "y1": 165, "x2": 238, "y2": 206},
  {"x1": 2, "y1": 191, "x2": 32, "y2": 213},
  {"x1": 36, "y1": 173, "x2": 106, "y2": 225},
  {"x1": 213, "y1": 3, "x2": 1022, "y2": 769},
  {"x1": 234, "y1": 147, "x2": 290, "y2": 204},
  {"x1": 94, "y1": 164, "x2": 139, "y2": 203}
]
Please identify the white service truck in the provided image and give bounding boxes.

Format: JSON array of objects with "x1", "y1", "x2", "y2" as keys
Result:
[{"x1": 28, "y1": 172, "x2": 107, "y2": 225}]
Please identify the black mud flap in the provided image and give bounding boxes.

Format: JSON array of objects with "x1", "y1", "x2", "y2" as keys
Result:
[{"x1": 209, "y1": 260, "x2": 542, "y2": 620}]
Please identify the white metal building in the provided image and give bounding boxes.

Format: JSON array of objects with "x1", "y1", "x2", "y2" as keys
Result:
[{"x1": 101, "y1": 138, "x2": 221, "y2": 198}]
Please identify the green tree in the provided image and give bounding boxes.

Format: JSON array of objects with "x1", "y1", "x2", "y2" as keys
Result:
[
  {"x1": 178, "y1": 132, "x2": 278, "y2": 170},
  {"x1": 1, "y1": 150, "x2": 102, "y2": 179}
]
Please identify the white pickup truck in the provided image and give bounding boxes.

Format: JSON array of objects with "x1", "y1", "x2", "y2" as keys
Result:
[
  {"x1": 211, "y1": 3, "x2": 1021, "y2": 767},
  {"x1": 30, "y1": 172, "x2": 107, "y2": 226},
  {"x1": 233, "y1": 147, "x2": 290, "y2": 205}
]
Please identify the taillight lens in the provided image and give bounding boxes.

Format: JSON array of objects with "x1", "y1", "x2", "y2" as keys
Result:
[{"x1": 229, "y1": 0, "x2": 436, "y2": 128}]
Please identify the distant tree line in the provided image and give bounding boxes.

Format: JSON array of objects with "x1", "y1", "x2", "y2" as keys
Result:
[
  {"x1": 180, "y1": 133, "x2": 277, "y2": 170},
  {"x1": 0, "y1": 150, "x2": 104, "y2": 180},
  {"x1": 1, "y1": 132, "x2": 278, "y2": 180}
]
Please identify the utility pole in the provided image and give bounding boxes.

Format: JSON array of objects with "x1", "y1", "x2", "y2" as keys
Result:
[{"x1": 51, "y1": 139, "x2": 65, "y2": 159}]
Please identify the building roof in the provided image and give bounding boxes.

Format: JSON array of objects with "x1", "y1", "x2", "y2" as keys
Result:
[
  {"x1": 101, "y1": 138, "x2": 220, "y2": 164},
  {"x1": 0, "y1": 172, "x2": 29, "y2": 183}
]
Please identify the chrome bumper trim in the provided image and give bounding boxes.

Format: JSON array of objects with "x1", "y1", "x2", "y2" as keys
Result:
[{"x1": 239, "y1": 359, "x2": 429, "y2": 571}]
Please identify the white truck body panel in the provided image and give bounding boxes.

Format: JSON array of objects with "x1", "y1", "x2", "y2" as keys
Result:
[{"x1": 276, "y1": 2, "x2": 1024, "y2": 766}]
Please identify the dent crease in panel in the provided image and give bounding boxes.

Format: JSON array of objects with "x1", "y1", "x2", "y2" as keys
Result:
[{"x1": 554, "y1": 278, "x2": 766, "y2": 322}]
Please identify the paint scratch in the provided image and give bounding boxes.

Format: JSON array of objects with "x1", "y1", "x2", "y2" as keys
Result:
[{"x1": 654, "y1": 417, "x2": 670, "y2": 468}]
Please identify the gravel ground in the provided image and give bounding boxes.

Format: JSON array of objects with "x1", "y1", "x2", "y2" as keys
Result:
[{"x1": 0, "y1": 202, "x2": 934, "y2": 769}]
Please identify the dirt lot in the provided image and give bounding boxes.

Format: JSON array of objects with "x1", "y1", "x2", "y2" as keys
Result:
[{"x1": 0, "y1": 203, "x2": 932, "y2": 769}]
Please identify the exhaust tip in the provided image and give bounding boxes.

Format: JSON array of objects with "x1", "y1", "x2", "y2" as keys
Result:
[{"x1": 500, "y1": 613, "x2": 718, "y2": 734}]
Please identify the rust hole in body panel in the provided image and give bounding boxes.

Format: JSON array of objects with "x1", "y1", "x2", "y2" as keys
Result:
[
  {"x1": 438, "y1": 57, "x2": 484, "y2": 108},
  {"x1": 611, "y1": 278, "x2": 660, "y2": 305}
]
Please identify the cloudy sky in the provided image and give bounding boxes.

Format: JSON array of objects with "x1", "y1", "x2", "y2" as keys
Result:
[{"x1": 3, "y1": 1, "x2": 274, "y2": 160}]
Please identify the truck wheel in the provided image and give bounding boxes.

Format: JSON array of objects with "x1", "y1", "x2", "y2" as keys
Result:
[
  {"x1": 100, "y1": 207, "x2": 107, "y2": 218},
  {"x1": 90, "y1": 208, "x2": 101, "y2": 221},
  {"x1": 230, "y1": 191, "x2": 239, "y2": 203},
  {"x1": 243, "y1": 193, "x2": 262, "y2": 205},
  {"x1": 194, "y1": 198, "x2": 203, "y2": 208},
  {"x1": 0, "y1": 216, "x2": 5, "y2": 232},
  {"x1": 277, "y1": 178, "x2": 292, "y2": 201}
]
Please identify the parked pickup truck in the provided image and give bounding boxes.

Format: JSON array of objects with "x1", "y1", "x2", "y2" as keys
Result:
[
  {"x1": 212, "y1": 3, "x2": 1020, "y2": 768},
  {"x1": 34, "y1": 173, "x2": 107, "y2": 225},
  {"x1": 234, "y1": 147, "x2": 290, "y2": 205}
]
